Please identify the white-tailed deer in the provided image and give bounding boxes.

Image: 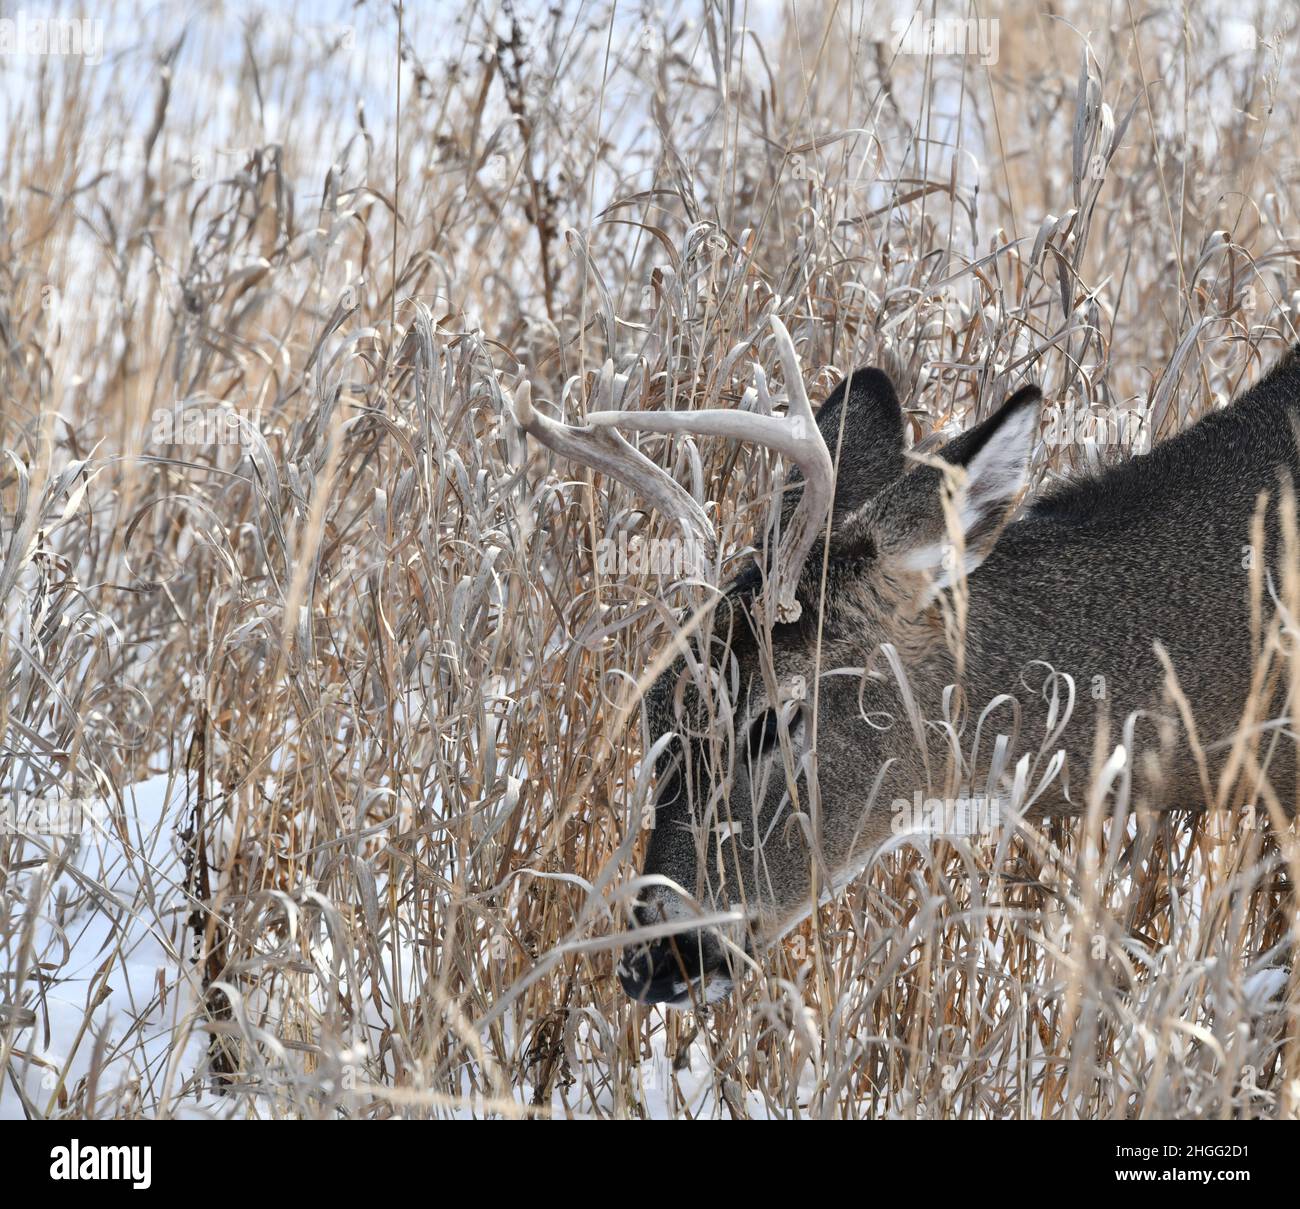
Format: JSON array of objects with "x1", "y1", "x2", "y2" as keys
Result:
[{"x1": 516, "y1": 320, "x2": 1300, "y2": 1006}]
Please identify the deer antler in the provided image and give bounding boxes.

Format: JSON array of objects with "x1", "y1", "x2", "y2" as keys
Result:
[
  {"x1": 512, "y1": 378, "x2": 718, "y2": 565},
  {"x1": 513, "y1": 316, "x2": 833, "y2": 623}
]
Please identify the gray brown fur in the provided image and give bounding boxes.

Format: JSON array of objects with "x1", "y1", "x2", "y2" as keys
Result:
[{"x1": 621, "y1": 349, "x2": 1300, "y2": 1005}]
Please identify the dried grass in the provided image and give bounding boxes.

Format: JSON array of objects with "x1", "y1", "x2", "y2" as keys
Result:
[{"x1": 1, "y1": 0, "x2": 1298, "y2": 1118}]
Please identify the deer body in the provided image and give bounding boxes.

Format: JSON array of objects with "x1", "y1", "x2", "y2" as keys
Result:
[
  {"x1": 515, "y1": 326, "x2": 1300, "y2": 1006},
  {"x1": 963, "y1": 362, "x2": 1298, "y2": 812}
]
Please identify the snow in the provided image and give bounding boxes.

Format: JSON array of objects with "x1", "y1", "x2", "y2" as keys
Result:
[{"x1": 1, "y1": 774, "x2": 208, "y2": 1119}]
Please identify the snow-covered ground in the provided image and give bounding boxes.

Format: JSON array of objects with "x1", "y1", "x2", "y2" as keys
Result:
[{"x1": 1, "y1": 774, "x2": 207, "y2": 1119}]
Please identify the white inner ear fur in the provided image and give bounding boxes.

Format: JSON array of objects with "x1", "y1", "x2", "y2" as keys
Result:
[{"x1": 901, "y1": 402, "x2": 1037, "y2": 592}]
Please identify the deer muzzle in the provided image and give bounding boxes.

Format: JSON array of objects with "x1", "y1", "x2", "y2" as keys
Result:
[{"x1": 616, "y1": 925, "x2": 731, "y2": 1007}]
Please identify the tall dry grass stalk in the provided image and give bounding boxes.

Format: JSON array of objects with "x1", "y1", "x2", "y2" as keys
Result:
[{"x1": 1, "y1": 0, "x2": 1298, "y2": 1118}]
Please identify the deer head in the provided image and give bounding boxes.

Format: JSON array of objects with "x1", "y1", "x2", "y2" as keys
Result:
[{"x1": 515, "y1": 319, "x2": 1041, "y2": 1006}]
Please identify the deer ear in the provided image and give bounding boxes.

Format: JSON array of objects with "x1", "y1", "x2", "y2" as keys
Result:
[
  {"x1": 780, "y1": 367, "x2": 906, "y2": 538},
  {"x1": 932, "y1": 384, "x2": 1042, "y2": 546},
  {"x1": 858, "y1": 385, "x2": 1041, "y2": 586}
]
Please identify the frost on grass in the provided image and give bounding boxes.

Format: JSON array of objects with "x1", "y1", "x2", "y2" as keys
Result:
[{"x1": 0, "y1": 1, "x2": 1298, "y2": 1117}]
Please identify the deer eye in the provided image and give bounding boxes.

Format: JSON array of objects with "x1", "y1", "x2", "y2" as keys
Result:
[{"x1": 745, "y1": 708, "x2": 781, "y2": 763}]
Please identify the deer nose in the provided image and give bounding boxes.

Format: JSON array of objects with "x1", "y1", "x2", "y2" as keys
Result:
[{"x1": 617, "y1": 928, "x2": 725, "y2": 1005}]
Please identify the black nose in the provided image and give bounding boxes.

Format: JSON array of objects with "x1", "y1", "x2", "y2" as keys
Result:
[{"x1": 617, "y1": 930, "x2": 723, "y2": 1005}]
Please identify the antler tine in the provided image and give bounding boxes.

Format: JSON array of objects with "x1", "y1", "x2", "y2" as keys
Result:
[
  {"x1": 512, "y1": 379, "x2": 718, "y2": 565},
  {"x1": 584, "y1": 317, "x2": 833, "y2": 622}
]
